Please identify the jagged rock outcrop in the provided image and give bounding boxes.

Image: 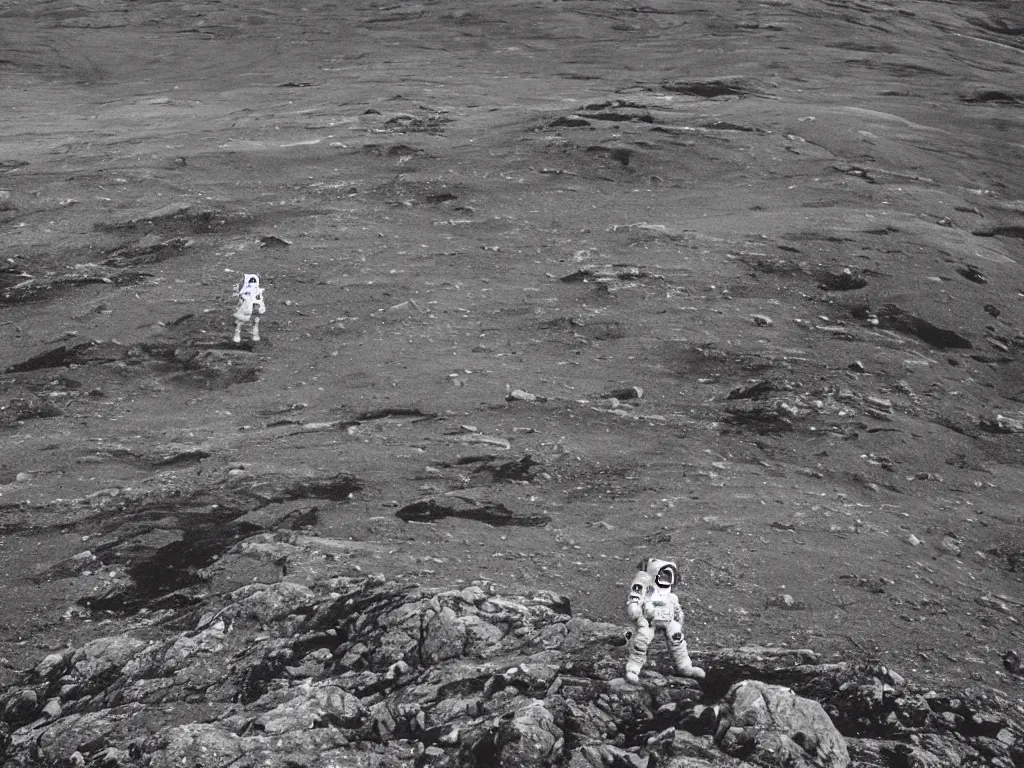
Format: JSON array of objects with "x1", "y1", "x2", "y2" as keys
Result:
[
  {"x1": 714, "y1": 680, "x2": 849, "y2": 767},
  {"x1": 1, "y1": 565, "x2": 1021, "y2": 768}
]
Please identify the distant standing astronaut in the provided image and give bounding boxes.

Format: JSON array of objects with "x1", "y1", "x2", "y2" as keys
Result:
[
  {"x1": 233, "y1": 273, "x2": 266, "y2": 343},
  {"x1": 625, "y1": 557, "x2": 705, "y2": 683}
]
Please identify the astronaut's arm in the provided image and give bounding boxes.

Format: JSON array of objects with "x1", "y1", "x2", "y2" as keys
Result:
[
  {"x1": 626, "y1": 575, "x2": 651, "y2": 626},
  {"x1": 671, "y1": 595, "x2": 684, "y2": 625},
  {"x1": 255, "y1": 294, "x2": 266, "y2": 314},
  {"x1": 626, "y1": 599, "x2": 647, "y2": 626}
]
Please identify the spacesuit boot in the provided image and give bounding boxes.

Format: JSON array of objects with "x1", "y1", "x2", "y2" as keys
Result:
[
  {"x1": 251, "y1": 316, "x2": 261, "y2": 342},
  {"x1": 624, "y1": 625, "x2": 654, "y2": 683},
  {"x1": 667, "y1": 625, "x2": 705, "y2": 680},
  {"x1": 233, "y1": 321, "x2": 243, "y2": 344}
]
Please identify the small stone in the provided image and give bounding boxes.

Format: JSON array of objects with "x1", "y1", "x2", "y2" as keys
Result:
[
  {"x1": 601, "y1": 386, "x2": 644, "y2": 400},
  {"x1": 938, "y1": 711, "x2": 963, "y2": 729},
  {"x1": 385, "y1": 659, "x2": 411, "y2": 680},
  {"x1": 767, "y1": 593, "x2": 804, "y2": 610},
  {"x1": 35, "y1": 653, "x2": 66, "y2": 679},
  {"x1": 848, "y1": 360, "x2": 866, "y2": 372},
  {"x1": 41, "y1": 698, "x2": 62, "y2": 719},
  {"x1": 1001, "y1": 650, "x2": 1022, "y2": 676},
  {"x1": 864, "y1": 395, "x2": 892, "y2": 410},
  {"x1": 258, "y1": 235, "x2": 292, "y2": 248},
  {"x1": 687, "y1": 704, "x2": 720, "y2": 735},
  {"x1": 984, "y1": 415, "x2": 1024, "y2": 433},
  {"x1": 976, "y1": 594, "x2": 1014, "y2": 615},
  {"x1": 939, "y1": 535, "x2": 962, "y2": 556},
  {"x1": 3, "y1": 688, "x2": 39, "y2": 721},
  {"x1": 15, "y1": 472, "x2": 31, "y2": 483},
  {"x1": 752, "y1": 314, "x2": 773, "y2": 327},
  {"x1": 907, "y1": 534, "x2": 922, "y2": 547},
  {"x1": 957, "y1": 265, "x2": 987, "y2": 284},
  {"x1": 886, "y1": 669, "x2": 906, "y2": 687},
  {"x1": 507, "y1": 388, "x2": 542, "y2": 402},
  {"x1": 438, "y1": 727, "x2": 460, "y2": 745},
  {"x1": 969, "y1": 711, "x2": 1008, "y2": 737}
]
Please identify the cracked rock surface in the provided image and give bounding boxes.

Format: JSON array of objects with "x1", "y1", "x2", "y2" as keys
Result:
[{"x1": 1, "y1": 567, "x2": 1022, "y2": 767}]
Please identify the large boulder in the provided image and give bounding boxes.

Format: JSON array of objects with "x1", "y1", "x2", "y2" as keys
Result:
[
  {"x1": 715, "y1": 680, "x2": 850, "y2": 768},
  {"x1": 493, "y1": 699, "x2": 564, "y2": 767}
]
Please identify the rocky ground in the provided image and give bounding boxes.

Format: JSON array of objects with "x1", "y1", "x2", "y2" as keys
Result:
[
  {"x1": 1, "y1": 0, "x2": 1023, "y2": 765},
  {"x1": 1, "y1": 567, "x2": 1023, "y2": 767}
]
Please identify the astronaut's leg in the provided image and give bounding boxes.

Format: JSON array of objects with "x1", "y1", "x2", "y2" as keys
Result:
[
  {"x1": 251, "y1": 316, "x2": 260, "y2": 342},
  {"x1": 625, "y1": 625, "x2": 655, "y2": 683},
  {"x1": 233, "y1": 320, "x2": 243, "y2": 344},
  {"x1": 666, "y1": 620, "x2": 705, "y2": 680}
]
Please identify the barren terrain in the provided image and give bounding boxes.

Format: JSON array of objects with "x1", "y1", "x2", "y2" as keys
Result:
[{"x1": 2, "y1": 0, "x2": 1023, "y2": 727}]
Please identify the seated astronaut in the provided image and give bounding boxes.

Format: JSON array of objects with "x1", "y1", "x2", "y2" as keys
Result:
[
  {"x1": 232, "y1": 273, "x2": 265, "y2": 343},
  {"x1": 625, "y1": 557, "x2": 705, "y2": 683}
]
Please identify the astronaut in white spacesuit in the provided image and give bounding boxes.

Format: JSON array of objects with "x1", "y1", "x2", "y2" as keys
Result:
[
  {"x1": 625, "y1": 557, "x2": 705, "y2": 683},
  {"x1": 232, "y1": 273, "x2": 266, "y2": 343}
]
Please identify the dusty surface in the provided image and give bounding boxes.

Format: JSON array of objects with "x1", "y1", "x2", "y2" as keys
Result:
[{"x1": 1, "y1": 0, "x2": 1023, "y2": 704}]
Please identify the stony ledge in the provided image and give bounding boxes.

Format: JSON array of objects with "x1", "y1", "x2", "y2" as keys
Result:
[{"x1": 1, "y1": 558, "x2": 1022, "y2": 768}]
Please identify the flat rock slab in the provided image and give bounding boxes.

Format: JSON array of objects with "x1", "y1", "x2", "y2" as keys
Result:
[{"x1": 396, "y1": 495, "x2": 551, "y2": 527}]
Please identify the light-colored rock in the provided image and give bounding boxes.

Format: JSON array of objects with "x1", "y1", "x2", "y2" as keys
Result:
[
  {"x1": 495, "y1": 700, "x2": 564, "y2": 767},
  {"x1": 148, "y1": 724, "x2": 244, "y2": 768},
  {"x1": 717, "y1": 680, "x2": 850, "y2": 768},
  {"x1": 41, "y1": 698, "x2": 62, "y2": 720},
  {"x1": 939, "y1": 535, "x2": 962, "y2": 557},
  {"x1": 220, "y1": 581, "x2": 316, "y2": 626},
  {"x1": 421, "y1": 605, "x2": 468, "y2": 664},
  {"x1": 981, "y1": 414, "x2": 1024, "y2": 433},
  {"x1": 2, "y1": 688, "x2": 38, "y2": 722},
  {"x1": 256, "y1": 684, "x2": 364, "y2": 733},
  {"x1": 507, "y1": 388, "x2": 540, "y2": 402},
  {"x1": 71, "y1": 636, "x2": 151, "y2": 681},
  {"x1": 34, "y1": 652, "x2": 67, "y2": 680}
]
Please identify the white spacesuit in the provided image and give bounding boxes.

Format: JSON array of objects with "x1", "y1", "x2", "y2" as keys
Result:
[
  {"x1": 232, "y1": 273, "x2": 266, "y2": 343},
  {"x1": 625, "y1": 557, "x2": 705, "y2": 683}
]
